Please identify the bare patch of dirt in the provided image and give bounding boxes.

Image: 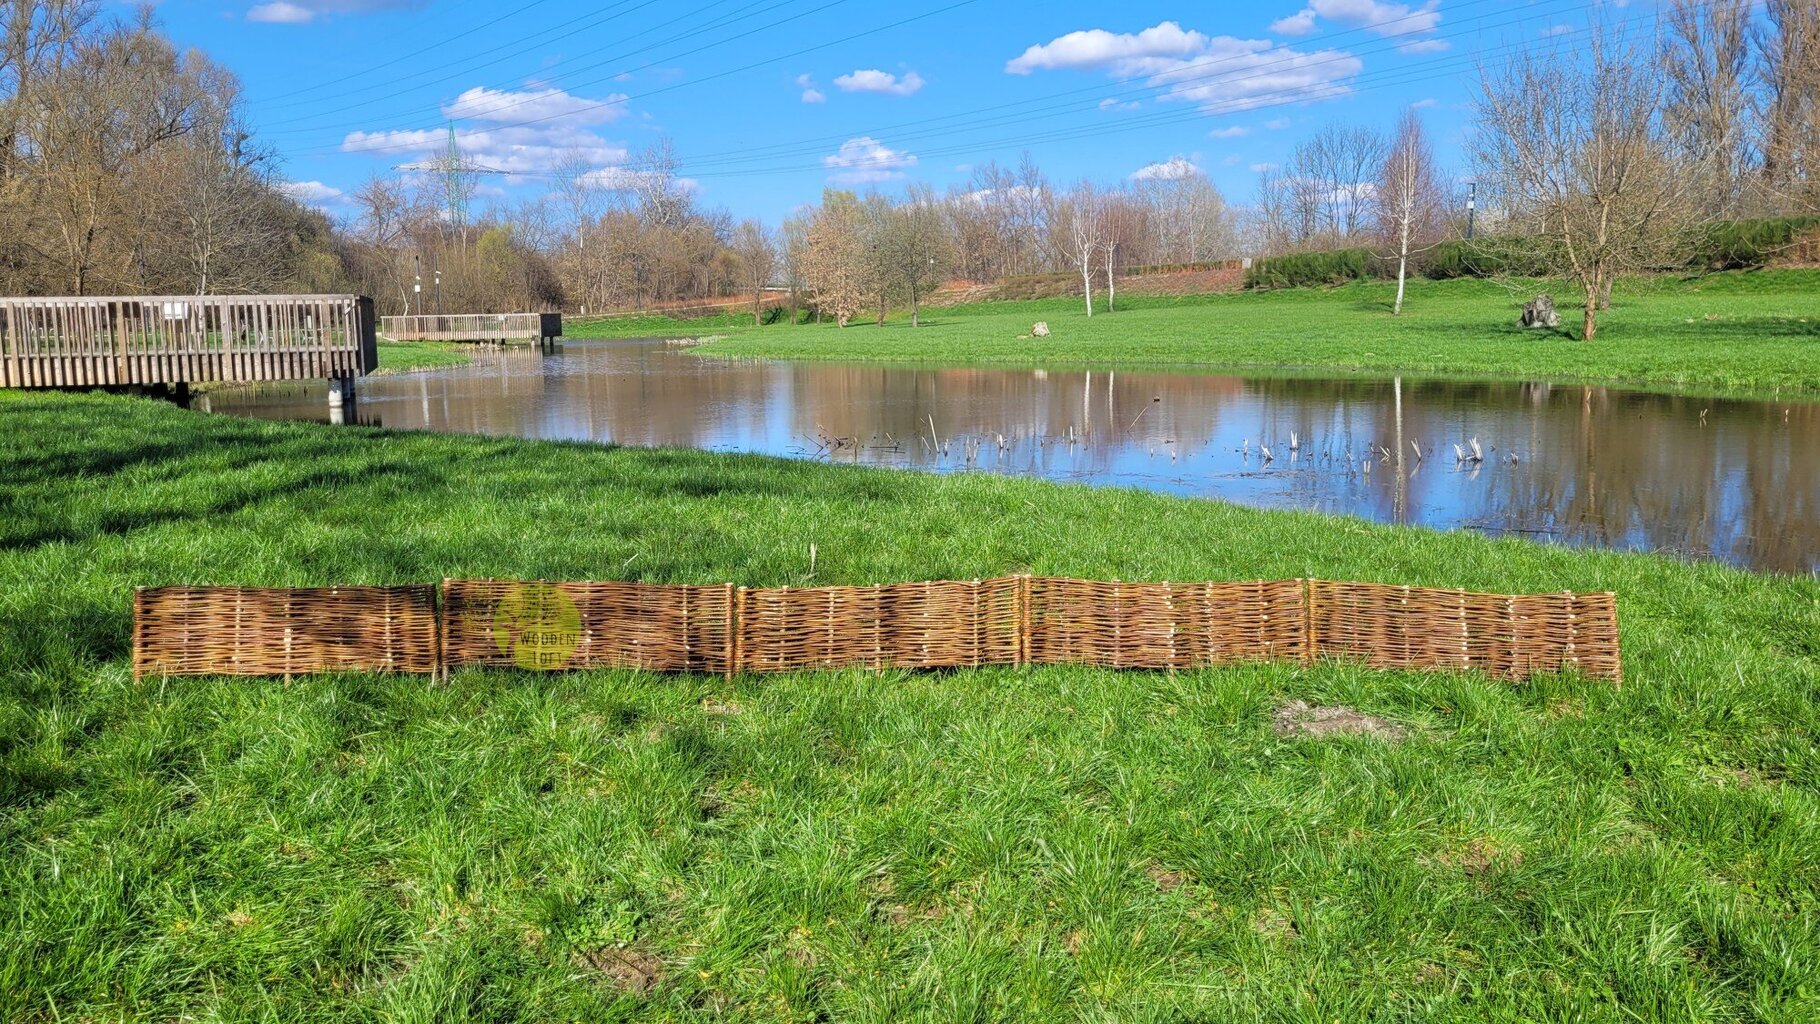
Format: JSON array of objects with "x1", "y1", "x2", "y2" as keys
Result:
[
  {"x1": 574, "y1": 947, "x2": 664, "y2": 995},
  {"x1": 1414, "y1": 962, "x2": 1446, "y2": 985},
  {"x1": 1251, "y1": 906, "x2": 1299, "y2": 940},
  {"x1": 701, "y1": 696, "x2": 742, "y2": 716},
  {"x1": 1145, "y1": 862, "x2": 1190, "y2": 894},
  {"x1": 1272, "y1": 700, "x2": 1409, "y2": 741},
  {"x1": 1432, "y1": 837, "x2": 1524, "y2": 876}
]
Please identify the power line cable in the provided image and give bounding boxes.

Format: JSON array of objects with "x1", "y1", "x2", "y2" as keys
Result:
[
  {"x1": 268, "y1": 0, "x2": 860, "y2": 137},
  {"x1": 285, "y1": 0, "x2": 981, "y2": 156},
  {"x1": 257, "y1": 0, "x2": 762, "y2": 120}
]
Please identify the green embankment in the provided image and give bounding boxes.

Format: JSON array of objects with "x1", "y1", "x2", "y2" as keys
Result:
[
  {"x1": 580, "y1": 271, "x2": 1820, "y2": 396},
  {"x1": 3, "y1": 391, "x2": 1817, "y2": 1020},
  {"x1": 374, "y1": 340, "x2": 473, "y2": 373}
]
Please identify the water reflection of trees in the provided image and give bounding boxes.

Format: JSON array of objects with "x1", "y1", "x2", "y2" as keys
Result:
[{"x1": 211, "y1": 343, "x2": 1820, "y2": 573}]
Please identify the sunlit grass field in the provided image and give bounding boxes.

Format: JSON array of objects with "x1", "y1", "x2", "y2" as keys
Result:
[
  {"x1": 3, "y1": 391, "x2": 1818, "y2": 1021},
  {"x1": 375, "y1": 340, "x2": 474, "y2": 374},
  {"x1": 577, "y1": 271, "x2": 1820, "y2": 396}
]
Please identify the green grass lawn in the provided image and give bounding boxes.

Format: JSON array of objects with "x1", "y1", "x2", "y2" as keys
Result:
[
  {"x1": 4, "y1": 391, "x2": 1818, "y2": 1021},
  {"x1": 375, "y1": 341, "x2": 474, "y2": 374},
  {"x1": 651, "y1": 271, "x2": 1820, "y2": 396}
]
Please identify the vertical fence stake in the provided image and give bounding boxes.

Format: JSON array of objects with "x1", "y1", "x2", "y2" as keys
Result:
[
  {"x1": 733, "y1": 586, "x2": 748, "y2": 676},
  {"x1": 723, "y1": 583, "x2": 736, "y2": 681},
  {"x1": 1018, "y1": 575, "x2": 1032, "y2": 668},
  {"x1": 1301, "y1": 579, "x2": 1316, "y2": 667}
]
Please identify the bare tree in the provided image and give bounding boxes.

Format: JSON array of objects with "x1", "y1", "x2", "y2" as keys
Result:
[
  {"x1": 877, "y1": 184, "x2": 949, "y2": 327},
  {"x1": 1757, "y1": 0, "x2": 1820, "y2": 212},
  {"x1": 629, "y1": 138, "x2": 691, "y2": 229},
  {"x1": 730, "y1": 219, "x2": 777, "y2": 326},
  {"x1": 1136, "y1": 169, "x2": 1233, "y2": 263},
  {"x1": 1053, "y1": 182, "x2": 1102, "y2": 317},
  {"x1": 18, "y1": 13, "x2": 229, "y2": 292},
  {"x1": 779, "y1": 210, "x2": 809, "y2": 322},
  {"x1": 1378, "y1": 109, "x2": 1445, "y2": 314},
  {"x1": 1277, "y1": 123, "x2": 1388, "y2": 248},
  {"x1": 1474, "y1": 24, "x2": 1693, "y2": 340},
  {"x1": 159, "y1": 129, "x2": 282, "y2": 293},
  {"x1": 1098, "y1": 189, "x2": 1148, "y2": 312},
  {"x1": 1663, "y1": 0, "x2": 1754, "y2": 218}
]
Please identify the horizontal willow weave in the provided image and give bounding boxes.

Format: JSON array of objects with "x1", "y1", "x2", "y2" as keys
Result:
[
  {"x1": 132, "y1": 585, "x2": 438, "y2": 679},
  {"x1": 442, "y1": 579, "x2": 735, "y2": 674},
  {"x1": 130, "y1": 578, "x2": 1621, "y2": 683}
]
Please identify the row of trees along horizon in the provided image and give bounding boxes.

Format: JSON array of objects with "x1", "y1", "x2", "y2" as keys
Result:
[{"x1": 1, "y1": 1, "x2": 1816, "y2": 342}]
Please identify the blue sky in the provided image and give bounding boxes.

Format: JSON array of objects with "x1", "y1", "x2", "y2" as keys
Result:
[{"x1": 145, "y1": 0, "x2": 1618, "y2": 222}]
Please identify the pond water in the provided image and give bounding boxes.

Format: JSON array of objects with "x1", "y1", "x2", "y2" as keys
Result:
[{"x1": 206, "y1": 339, "x2": 1820, "y2": 574}]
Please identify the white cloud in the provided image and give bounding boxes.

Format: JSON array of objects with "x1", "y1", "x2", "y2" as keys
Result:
[
  {"x1": 1269, "y1": 10, "x2": 1318, "y2": 35},
  {"x1": 1099, "y1": 97, "x2": 1141, "y2": 112},
  {"x1": 961, "y1": 183, "x2": 1045, "y2": 206},
  {"x1": 1007, "y1": 21, "x2": 1208, "y2": 75},
  {"x1": 343, "y1": 124, "x2": 627, "y2": 175},
  {"x1": 342, "y1": 83, "x2": 634, "y2": 178},
  {"x1": 1271, "y1": 0, "x2": 1442, "y2": 38},
  {"x1": 279, "y1": 180, "x2": 345, "y2": 207},
  {"x1": 576, "y1": 166, "x2": 700, "y2": 194},
  {"x1": 1410, "y1": 97, "x2": 1438, "y2": 108},
  {"x1": 833, "y1": 68, "x2": 925, "y2": 96},
  {"x1": 1250, "y1": 162, "x2": 1277, "y2": 172},
  {"x1": 246, "y1": 0, "x2": 418, "y2": 23},
  {"x1": 1397, "y1": 38, "x2": 1450, "y2": 53},
  {"x1": 796, "y1": 73, "x2": 826, "y2": 103},
  {"x1": 247, "y1": 3, "x2": 314, "y2": 22},
  {"x1": 1132, "y1": 156, "x2": 1202, "y2": 181},
  {"x1": 823, "y1": 136, "x2": 917, "y2": 183},
  {"x1": 1264, "y1": 117, "x2": 1291, "y2": 129},
  {"x1": 1005, "y1": 21, "x2": 1362, "y2": 114},
  {"x1": 1543, "y1": 23, "x2": 1574, "y2": 37},
  {"x1": 442, "y1": 85, "x2": 627, "y2": 126},
  {"x1": 1208, "y1": 125, "x2": 1250, "y2": 138}
]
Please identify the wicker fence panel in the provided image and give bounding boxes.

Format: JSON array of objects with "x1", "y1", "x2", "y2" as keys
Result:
[
  {"x1": 441, "y1": 579, "x2": 734, "y2": 673},
  {"x1": 131, "y1": 578, "x2": 1620, "y2": 683},
  {"x1": 1026, "y1": 577, "x2": 1307, "y2": 668},
  {"x1": 736, "y1": 578, "x2": 1023, "y2": 672},
  {"x1": 132, "y1": 585, "x2": 438, "y2": 679},
  {"x1": 1307, "y1": 580, "x2": 1620, "y2": 681}
]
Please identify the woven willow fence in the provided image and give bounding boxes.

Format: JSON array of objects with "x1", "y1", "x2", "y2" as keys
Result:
[
  {"x1": 133, "y1": 578, "x2": 1621, "y2": 683},
  {"x1": 132, "y1": 585, "x2": 439, "y2": 679}
]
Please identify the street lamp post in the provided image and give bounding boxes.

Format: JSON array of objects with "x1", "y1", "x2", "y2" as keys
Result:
[
  {"x1": 413, "y1": 254, "x2": 422, "y2": 316},
  {"x1": 1466, "y1": 181, "x2": 1477, "y2": 241},
  {"x1": 434, "y1": 268, "x2": 442, "y2": 314}
]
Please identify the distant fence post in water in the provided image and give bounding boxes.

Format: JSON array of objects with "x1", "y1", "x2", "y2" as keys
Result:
[
  {"x1": 379, "y1": 313, "x2": 562, "y2": 350},
  {"x1": 0, "y1": 295, "x2": 376, "y2": 397}
]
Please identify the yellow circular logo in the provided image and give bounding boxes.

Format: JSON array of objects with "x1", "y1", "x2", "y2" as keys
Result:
[{"x1": 492, "y1": 583, "x2": 581, "y2": 670}]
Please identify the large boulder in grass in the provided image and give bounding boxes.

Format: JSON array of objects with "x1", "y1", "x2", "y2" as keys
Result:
[
  {"x1": 1031, "y1": 321, "x2": 1051, "y2": 338},
  {"x1": 1521, "y1": 294, "x2": 1561, "y2": 329}
]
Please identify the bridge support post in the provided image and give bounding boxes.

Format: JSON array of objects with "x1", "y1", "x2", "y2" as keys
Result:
[{"x1": 327, "y1": 375, "x2": 354, "y2": 424}]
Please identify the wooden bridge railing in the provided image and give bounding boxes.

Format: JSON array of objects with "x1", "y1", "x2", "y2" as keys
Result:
[
  {"x1": 379, "y1": 312, "x2": 562, "y2": 344},
  {"x1": 0, "y1": 295, "x2": 376, "y2": 389}
]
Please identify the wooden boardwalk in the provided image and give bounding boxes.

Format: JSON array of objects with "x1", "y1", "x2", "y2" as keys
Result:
[
  {"x1": 379, "y1": 312, "x2": 562, "y2": 346},
  {"x1": 0, "y1": 295, "x2": 376, "y2": 389}
]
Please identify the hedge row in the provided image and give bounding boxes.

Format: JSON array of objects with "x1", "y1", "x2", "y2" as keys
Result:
[
  {"x1": 1245, "y1": 216, "x2": 1820, "y2": 289},
  {"x1": 1242, "y1": 248, "x2": 1376, "y2": 289}
]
